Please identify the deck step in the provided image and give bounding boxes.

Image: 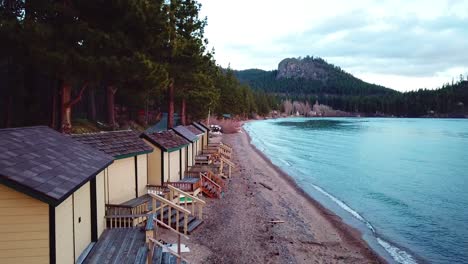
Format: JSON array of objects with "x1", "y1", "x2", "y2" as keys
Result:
[
  {"x1": 151, "y1": 245, "x2": 163, "y2": 264},
  {"x1": 186, "y1": 218, "x2": 203, "y2": 234},
  {"x1": 134, "y1": 246, "x2": 148, "y2": 264}
]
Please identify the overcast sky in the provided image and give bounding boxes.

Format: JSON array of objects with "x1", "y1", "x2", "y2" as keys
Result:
[{"x1": 198, "y1": 0, "x2": 468, "y2": 91}]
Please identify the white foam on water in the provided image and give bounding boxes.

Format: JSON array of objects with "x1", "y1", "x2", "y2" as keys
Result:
[
  {"x1": 377, "y1": 238, "x2": 418, "y2": 264},
  {"x1": 312, "y1": 184, "x2": 417, "y2": 264},
  {"x1": 278, "y1": 158, "x2": 292, "y2": 167},
  {"x1": 312, "y1": 184, "x2": 375, "y2": 232}
]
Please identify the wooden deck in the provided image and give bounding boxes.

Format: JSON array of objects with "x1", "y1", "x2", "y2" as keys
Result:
[{"x1": 84, "y1": 228, "x2": 146, "y2": 264}]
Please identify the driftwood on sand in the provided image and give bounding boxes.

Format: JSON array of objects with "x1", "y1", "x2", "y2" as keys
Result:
[{"x1": 259, "y1": 182, "x2": 273, "y2": 190}]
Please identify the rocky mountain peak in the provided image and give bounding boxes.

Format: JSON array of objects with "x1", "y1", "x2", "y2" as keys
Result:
[{"x1": 276, "y1": 56, "x2": 328, "y2": 81}]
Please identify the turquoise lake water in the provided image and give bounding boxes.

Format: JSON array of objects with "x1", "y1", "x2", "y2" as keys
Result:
[{"x1": 244, "y1": 118, "x2": 468, "y2": 264}]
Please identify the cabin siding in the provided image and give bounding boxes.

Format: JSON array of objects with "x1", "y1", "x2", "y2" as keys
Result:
[
  {"x1": 137, "y1": 154, "x2": 148, "y2": 196},
  {"x1": 163, "y1": 152, "x2": 169, "y2": 182},
  {"x1": 107, "y1": 158, "x2": 136, "y2": 204},
  {"x1": 187, "y1": 145, "x2": 193, "y2": 167},
  {"x1": 169, "y1": 151, "x2": 180, "y2": 182},
  {"x1": 197, "y1": 139, "x2": 202, "y2": 155},
  {"x1": 181, "y1": 147, "x2": 187, "y2": 176},
  {"x1": 145, "y1": 142, "x2": 163, "y2": 185},
  {"x1": 0, "y1": 185, "x2": 49, "y2": 264},
  {"x1": 55, "y1": 195, "x2": 74, "y2": 264},
  {"x1": 96, "y1": 171, "x2": 106, "y2": 238},
  {"x1": 73, "y1": 182, "x2": 92, "y2": 262},
  {"x1": 204, "y1": 133, "x2": 208, "y2": 147}
]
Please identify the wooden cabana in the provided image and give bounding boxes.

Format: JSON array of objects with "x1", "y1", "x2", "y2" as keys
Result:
[
  {"x1": 0, "y1": 126, "x2": 114, "y2": 264},
  {"x1": 172, "y1": 125, "x2": 201, "y2": 160},
  {"x1": 185, "y1": 125, "x2": 205, "y2": 157},
  {"x1": 141, "y1": 130, "x2": 190, "y2": 186},
  {"x1": 192, "y1": 121, "x2": 209, "y2": 148},
  {"x1": 71, "y1": 130, "x2": 153, "y2": 205}
]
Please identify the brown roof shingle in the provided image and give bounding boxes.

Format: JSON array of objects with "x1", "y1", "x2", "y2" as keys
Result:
[
  {"x1": 71, "y1": 130, "x2": 153, "y2": 158},
  {"x1": 141, "y1": 130, "x2": 189, "y2": 151},
  {"x1": 172, "y1": 125, "x2": 198, "y2": 142},
  {"x1": 192, "y1": 122, "x2": 207, "y2": 132},
  {"x1": 185, "y1": 125, "x2": 203, "y2": 136},
  {"x1": 0, "y1": 126, "x2": 113, "y2": 205}
]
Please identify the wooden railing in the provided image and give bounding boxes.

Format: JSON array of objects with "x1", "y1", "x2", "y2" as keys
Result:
[
  {"x1": 167, "y1": 182, "x2": 194, "y2": 192},
  {"x1": 147, "y1": 185, "x2": 169, "y2": 196},
  {"x1": 168, "y1": 185, "x2": 205, "y2": 220},
  {"x1": 219, "y1": 147, "x2": 232, "y2": 159},
  {"x1": 147, "y1": 182, "x2": 194, "y2": 194},
  {"x1": 184, "y1": 170, "x2": 200, "y2": 178},
  {"x1": 201, "y1": 172, "x2": 222, "y2": 198},
  {"x1": 147, "y1": 219, "x2": 190, "y2": 264},
  {"x1": 205, "y1": 170, "x2": 225, "y2": 189},
  {"x1": 149, "y1": 193, "x2": 192, "y2": 235},
  {"x1": 105, "y1": 214, "x2": 148, "y2": 228},
  {"x1": 220, "y1": 156, "x2": 235, "y2": 178},
  {"x1": 105, "y1": 201, "x2": 149, "y2": 216}
]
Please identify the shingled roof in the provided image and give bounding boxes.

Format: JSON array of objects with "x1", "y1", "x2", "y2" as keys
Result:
[
  {"x1": 71, "y1": 130, "x2": 152, "y2": 159},
  {"x1": 192, "y1": 122, "x2": 207, "y2": 133},
  {"x1": 172, "y1": 125, "x2": 198, "y2": 142},
  {"x1": 141, "y1": 130, "x2": 189, "y2": 152},
  {"x1": 185, "y1": 125, "x2": 204, "y2": 136},
  {"x1": 198, "y1": 121, "x2": 210, "y2": 130},
  {"x1": 0, "y1": 126, "x2": 113, "y2": 205}
]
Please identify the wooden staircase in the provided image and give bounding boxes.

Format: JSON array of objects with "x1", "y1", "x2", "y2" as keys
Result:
[
  {"x1": 200, "y1": 172, "x2": 223, "y2": 198},
  {"x1": 148, "y1": 185, "x2": 205, "y2": 235},
  {"x1": 146, "y1": 217, "x2": 191, "y2": 264}
]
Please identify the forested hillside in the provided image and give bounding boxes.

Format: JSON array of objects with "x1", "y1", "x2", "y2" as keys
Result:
[
  {"x1": 235, "y1": 57, "x2": 468, "y2": 117},
  {"x1": 235, "y1": 57, "x2": 394, "y2": 96},
  {"x1": 0, "y1": 0, "x2": 276, "y2": 131}
]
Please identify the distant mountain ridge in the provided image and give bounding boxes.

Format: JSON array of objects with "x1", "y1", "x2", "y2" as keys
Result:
[
  {"x1": 233, "y1": 56, "x2": 468, "y2": 117},
  {"x1": 234, "y1": 56, "x2": 396, "y2": 96}
]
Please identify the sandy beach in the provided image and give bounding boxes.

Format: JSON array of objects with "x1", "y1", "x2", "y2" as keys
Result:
[{"x1": 179, "y1": 129, "x2": 385, "y2": 263}]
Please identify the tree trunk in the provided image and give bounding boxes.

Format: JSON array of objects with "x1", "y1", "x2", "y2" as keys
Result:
[
  {"x1": 107, "y1": 85, "x2": 117, "y2": 129},
  {"x1": 88, "y1": 87, "x2": 97, "y2": 121},
  {"x1": 181, "y1": 97, "x2": 186, "y2": 125},
  {"x1": 60, "y1": 81, "x2": 88, "y2": 133},
  {"x1": 60, "y1": 82, "x2": 72, "y2": 133},
  {"x1": 167, "y1": 80, "x2": 175, "y2": 128}
]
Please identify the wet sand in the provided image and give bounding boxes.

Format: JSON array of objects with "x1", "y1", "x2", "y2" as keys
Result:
[{"x1": 181, "y1": 130, "x2": 385, "y2": 263}]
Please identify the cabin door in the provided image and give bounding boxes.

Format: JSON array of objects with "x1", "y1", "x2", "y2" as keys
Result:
[{"x1": 73, "y1": 183, "x2": 92, "y2": 261}]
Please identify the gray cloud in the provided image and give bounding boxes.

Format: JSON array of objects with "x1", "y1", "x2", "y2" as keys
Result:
[{"x1": 272, "y1": 15, "x2": 468, "y2": 77}]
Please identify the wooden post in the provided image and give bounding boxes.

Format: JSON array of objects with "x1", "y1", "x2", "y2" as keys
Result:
[
  {"x1": 147, "y1": 238, "x2": 154, "y2": 264},
  {"x1": 177, "y1": 232, "x2": 181, "y2": 264}
]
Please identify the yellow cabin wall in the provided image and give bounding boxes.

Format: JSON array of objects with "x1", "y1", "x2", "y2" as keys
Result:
[
  {"x1": 107, "y1": 157, "x2": 136, "y2": 204},
  {"x1": 73, "y1": 182, "x2": 91, "y2": 262},
  {"x1": 96, "y1": 171, "x2": 106, "y2": 238},
  {"x1": 181, "y1": 147, "x2": 187, "y2": 176},
  {"x1": 203, "y1": 133, "x2": 208, "y2": 147},
  {"x1": 0, "y1": 185, "x2": 49, "y2": 263},
  {"x1": 163, "y1": 152, "x2": 169, "y2": 182},
  {"x1": 55, "y1": 182, "x2": 96, "y2": 263},
  {"x1": 137, "y1": 154, "x2": 148, "y2": 196},
  {"x1": 145, "y1": 141, "x2": 163, "y2": 186},
  {"x1": 168, "y1": 151, "x2": 181, "y2": 182},
  {"x1": 197, "y1": 139, "x2": 202, "y2": 154},
  {"x1": 187, "y1": 145, "x2": 193, "y2": 167},
  {"x1": 55, "y1": 195, "x2": 74, "y2": 264}
]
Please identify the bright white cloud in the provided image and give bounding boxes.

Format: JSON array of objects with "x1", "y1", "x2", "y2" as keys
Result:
[{"x1": 199, "y1": 0, "x2": 468, "y2": 91}]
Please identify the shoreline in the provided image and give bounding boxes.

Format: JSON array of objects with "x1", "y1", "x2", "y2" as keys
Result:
[
  {"x1": 183, "y1": 128, "x2": 387, "y2": 263},
  {"x1": 243, "y1": 128, "x2": 388, "y2": 263}
]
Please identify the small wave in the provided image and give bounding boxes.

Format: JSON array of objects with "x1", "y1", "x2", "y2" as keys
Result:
[
  {"x1": 377, "y1": 238, "x2": 418, "y2": 264},
  {"x1": 312, "y1": 184, "x2": 417, "y2": 264},
  {"x1": 278, "y1": 158, "x2": 292, "y2": 167},
  {"x1": 312, "y1": 184, "x2": 375, "y2": 232}
]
